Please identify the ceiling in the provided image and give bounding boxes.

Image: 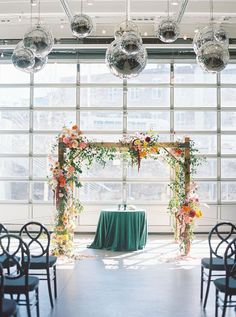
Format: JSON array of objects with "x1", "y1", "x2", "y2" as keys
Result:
[{"x1": 0, "y1": 0, "x2": 236, "y2": 41}]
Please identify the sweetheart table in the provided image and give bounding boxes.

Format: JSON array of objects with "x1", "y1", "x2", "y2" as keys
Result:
[{"x1": 88, "y1": 210, "x2": 147, "y2": 251}]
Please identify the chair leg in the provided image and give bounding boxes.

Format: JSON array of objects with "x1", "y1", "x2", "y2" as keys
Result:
[
  {"x1": 222, "y1": 294, "x2": 228, "y2": 317},
  {"x1": 215, "y1": 289, "x2": 218, "y2": 317},
  {"x1": 200, "y1": 266, "x2": 204, "y2": 301},
  {"x1": 53, "y1": 266, "x2": 57, "y2": 299},
  {"x1": 46, "y1": 268, "x2": 54, "y2": 308},
  {"x1": 25, "y1": 293, "x2": 31, "y2": 317},
  {"x1": 203, "y1": 270, "x2": 212, "y2": 309},
  {"x1": 36, "y1": 288, "x2": 40, "y2": 317}
]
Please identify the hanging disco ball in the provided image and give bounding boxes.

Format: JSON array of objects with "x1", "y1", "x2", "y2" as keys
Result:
[
  {"x1": 197, "y1": 41, "x2": 230, "y2": 73},
  {"x1": 114, "y1": 20, "x2": 139, "y2": 39},
  {"x1": 193, "y1": 26, "x2": 229, "y2": 54},
  {"x1": 70, "y1": 14, "x2": 93, "y2": 38},
  {"x1": 120, "y1": 31, "x2": 143, "y2": 55},
  {"x1": 25, "y1": 55, "x2": 48, "y2": 73},
  {"x1": 156, "y1": 18, "x2": 180, "y2": 43},
  {"x1": 106, "y1": 40, "x2": 147, "y2": 79},
  {"x1": 214, "y1": 28, "x2": 229, "y2": 46},
  {"x1": 11, "y1": 41, "x2": 35, "y2": 72},
  {"x1": 23, "y1": 25, "x2": 54, "y2": 57}
]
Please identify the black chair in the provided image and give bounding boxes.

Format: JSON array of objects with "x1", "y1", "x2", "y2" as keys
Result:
[
  {"x1": 0, "y1": 224, "x2": 13, "y2": 270},
  {"x1": 201, "y1": 222, "x2": 236, "y2": 308},
  {"x1": 19, "y1": 221, "x2": 57, "y2": 308},
  {"x1": 214, "y1": 237, "x2": 236, "y2": 317},
  {"x1": 0, "y1": 263, "x2": 17, "y2": 317},
  {"x1": 0, "y1": 234, "x2": 39, "y2": 317}
]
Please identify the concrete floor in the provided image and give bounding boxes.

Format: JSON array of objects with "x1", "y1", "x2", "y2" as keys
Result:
[{"x1": 15, "y1": 234, "x2": 234, "y2": 317}]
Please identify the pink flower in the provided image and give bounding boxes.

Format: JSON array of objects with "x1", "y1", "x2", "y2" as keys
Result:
[
  {"x1": 79, "y1": 142, "x2": 87, "y2": 149},
  {"x1": 63, "y1": 137, "x2": 70, "y2": 144},
  {"x1": 67, "y1": 166, "x2": 75, "y2": 174}
]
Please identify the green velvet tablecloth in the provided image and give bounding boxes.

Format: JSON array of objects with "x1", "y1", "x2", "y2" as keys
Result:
[{"x1": 88, "y1": 210, "x2": 147, "y2": 251}]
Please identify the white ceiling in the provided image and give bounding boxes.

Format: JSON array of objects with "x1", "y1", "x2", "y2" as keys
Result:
[{"x1": 0, "y1": 0, "x2": 236, "y2": 39}]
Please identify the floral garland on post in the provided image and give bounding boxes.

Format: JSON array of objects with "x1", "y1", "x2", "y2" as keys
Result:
[
  {"x1": 165, "y1": 143, "x2": 204, "y2": 255},
  {"x1": 48, "y1": 125, "x2": 116, "y2": 256}
]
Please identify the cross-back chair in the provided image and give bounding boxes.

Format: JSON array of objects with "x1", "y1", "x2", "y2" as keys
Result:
[
  {"x1": 0, "y1": 263, "x2": 17, "y2": 317},
  {"x1": 214, "y1": 237, "x2": 236, "y2": 317},
  {"x1": 201, "y1": 222, "x2": 236, "y2": 308},
  {"x1": 19, "y1": 221, "x2": 57, "y2": 308},
  {"x1": 0, "y1": 234, "x2": 40, "y2": 317}
]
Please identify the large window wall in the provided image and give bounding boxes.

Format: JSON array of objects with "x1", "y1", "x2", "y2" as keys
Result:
[{"x1": 0, "y1": 59, "x2": 236, "y2": 232}]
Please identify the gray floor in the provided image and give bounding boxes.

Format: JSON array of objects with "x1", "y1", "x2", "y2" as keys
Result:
[{"x1": 15, "y1": 234, "x2": 234, "y2": 317}]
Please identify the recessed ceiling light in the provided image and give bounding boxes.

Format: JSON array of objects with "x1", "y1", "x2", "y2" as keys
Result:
[
  {"x1": 102, "y1": 29, "x2": 106, "y2": 34},
  {"x1": 18, "y1": 15, "x2": 22, "y2": 22},
  {"x1": 144, "y1": 32, "x2": 148, "y2": 36},
  {"x1": 171, "y1": 1, "x2": 178, "y2": 5},
  {"x1": 183, "y1": 35, "x2": 187, "y2": 40}
]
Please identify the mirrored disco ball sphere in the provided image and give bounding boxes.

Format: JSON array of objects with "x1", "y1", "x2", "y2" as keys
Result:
[
  {"x1": 120, "y1": 31, "x2": 143, "y2": 55},
  {"x1": 70, "y1": 14, "x2": 93, "y2": 38},
  {"x1": 114, "y1": 20, "x2": 139, "y2": 39},
  {"x1": 197, "y1": 41, "x2": 230, "y2": 73},
  {"x1": 193, "y1": 26, "x2": 229, "y2": 54},
  {"x1": 214, "y1": 28, "x2": 229, "y2": 47},
  {"x1": 25, "y1": 55, "x2": 48, "y2": 73},
  {"x1": 156, "y1": 18, "x2": 180, "y2": 43},
  {"x1": 11, "y1": 41, "x2": 35, "y2": 71},
  {"x1": 105, "y1": 40, "x2": 147, "y2": 79},
  {"x1": 23, "y1": 25, "x2": 54, "y2": 57}
]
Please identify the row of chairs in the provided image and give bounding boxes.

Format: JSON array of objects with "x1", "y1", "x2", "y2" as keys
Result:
[
  {"x1": 201, "y1": 222, "x2": 236, "y2": 317},
  {"x1": 0, "y1": 222, "x2": 58, "y2": 317}
]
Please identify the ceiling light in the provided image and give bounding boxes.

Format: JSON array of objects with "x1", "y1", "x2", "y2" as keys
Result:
[
  {"x1": 102, "y1": 29, "x2": 106, "y2": 35},
  {"x1": 1, "y1": 52, "x2": 4, "y2": 58},
  {"x1": 60, "y1": 19, "x2": 64, "y2": 29},
  {"x1": 194, "y1": 28, "x2": 199, "y2": 33},
  {"x1": 18, "y1": 15, "x2": 22, "y2": 22},
  {"x1": 144, "y1": 32, "x2": 148, "y2": 36},
  {"x1": 31, "y1": 0, "x2": 37, "y2": 7},
  {"x1": 171, "y1": 1, "x2": 178, "y2": 5},
  {"x1": 87, "y1": 0, "x2": 94, "y2": 5},
  {"x1": 183, "y1": 35, "x2": 187, "y2": 40}
]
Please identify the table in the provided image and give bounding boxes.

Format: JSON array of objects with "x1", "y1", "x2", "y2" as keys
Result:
[{"x1": 88, "y1": 210, "x2": 147, "y2": 251}]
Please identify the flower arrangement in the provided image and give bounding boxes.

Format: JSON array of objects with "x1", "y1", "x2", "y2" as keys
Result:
[
  {"x1": 48, "y1": 125, "x2": 116, "y2": 256},
  {"x1": 165, "y1": 141, "x2": 204, "y2": 255},
  {"x1": 122, "y1": 131, "x2": 159, "y2": 170}
]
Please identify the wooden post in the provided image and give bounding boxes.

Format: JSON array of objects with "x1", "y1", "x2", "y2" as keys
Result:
[{"x1": 184, "y1": 137, "x2": 191, "y2": 198}]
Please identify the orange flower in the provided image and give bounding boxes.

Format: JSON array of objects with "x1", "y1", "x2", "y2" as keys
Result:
[
  {"x1": 58, "y1": 176, "x2": 66, "y2": 187},
  {"x1": 72, "y1": 125, "x2": 78, "y2": 130},
  {"x1": 139, "y1": 150, "x2": 147, "y2": 158},
  {"x1": 182, "y1": 205, "x2": 191, "y2": 213}
]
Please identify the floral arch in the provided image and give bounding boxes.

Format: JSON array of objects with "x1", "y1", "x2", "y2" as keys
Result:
[{"x1": 48, "y1": 125, "x2": 203, "y2": 257}]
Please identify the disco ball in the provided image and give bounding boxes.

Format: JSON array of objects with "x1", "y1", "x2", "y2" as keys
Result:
[
  {"x1": 23, "y1": 25, "x2": 54, "y2": 57},
  {"x1": 114, "y1": 20, "x2": 139, "y2": 39},
  {"x1": 193, "y1": 26, "x2": 228, "y2": 54},
  {"x1": 70, "y1": 14, "x2": 93, "y2": 38},
  {"x1": 11, "y1": 41, "x2": 35, "y2": 71},
  {"x1": 25, "y1": 55, "x2": 48, "y2": 73},
  {"x1": 156, "y1": 18, "x2": 180, "y2": 43},
  {"x1": 106, "y1": 40, "x2": 147, "y2": 79},
  {"x1": 214, "y1": 28, "x2": 229, "y2": 46},
  {"x1": 197, "y1": 41, "x2": 230, "y2": 73},
  {"x1": 120, "y1": 31, "x2": 143, "y2": 55}
]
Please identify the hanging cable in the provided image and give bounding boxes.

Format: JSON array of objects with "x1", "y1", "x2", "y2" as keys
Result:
[
  {"x1": 167, "y1": 0, "x2": 170, "y2": 19},
  {"x1": 81, "y1": 0, "x2": 83, "y2": 14},
  {"x1": 38, "y1": 0, "x2": 41, "y2": 25}
]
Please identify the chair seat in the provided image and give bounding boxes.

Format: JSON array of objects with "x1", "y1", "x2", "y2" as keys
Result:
[
  {"x1": 4, "y1": 276, "x2": 39, "y2": 293},
  {"x1": 214, "y1": 277, "x2": 236, "y2": 295},
  {"x1": 2, "y1": 298, "x2": 17, "y2": 317},
  {"x1": 201, "y1": 257, "x2": 235, "y2": 270},
  {"x1": 29, "y1": 256, "x2": 57, "y2": 269}
]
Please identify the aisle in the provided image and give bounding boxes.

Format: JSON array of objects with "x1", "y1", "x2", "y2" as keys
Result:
[{"x1": 45, "y1": 234, "x2": 216, "y2": 317}]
